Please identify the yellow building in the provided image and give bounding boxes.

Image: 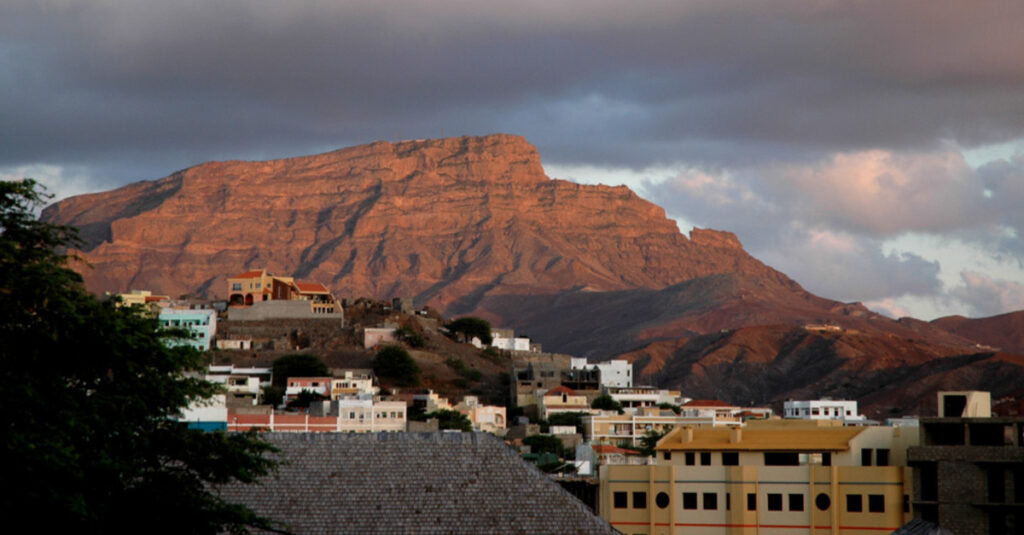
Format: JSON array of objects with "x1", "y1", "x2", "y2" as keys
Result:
[
  {"x1": 585, "y1": 407, "x2": 720, "y2": 447},
  {"x1": 600, "y1": 419, "x2": 917, "y2": 535}
]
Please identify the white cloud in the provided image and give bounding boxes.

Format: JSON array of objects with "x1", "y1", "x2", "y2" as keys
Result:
[
  {"x1": 0, "y1": 164, "x2": 99, "y2": 205},
  {"x1": 951, "y1": 271, "x2": 1024, "y2": 318}
]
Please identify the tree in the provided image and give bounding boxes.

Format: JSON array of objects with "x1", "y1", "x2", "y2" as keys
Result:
[
  {"x1": 416, "y1": 409, "x2": 473, "y2": 432},
  {"x1": 523, "y1": 434, "x2": 567, "y2": 457},
  {"x1": 445, "y1": 316, "x2": 492, "y2": 345},
  {"x1": 0, "y1": 180, "x2": 276, "y2": 532},
  {"x1": 638, "y1": 427, "x2": 671, "y2": 457},
  {"x1": 591, "y1": 394, "x2": 623, "y2": 412},
  {"x1": 271, "y1": 353, "x2": 329, "y2": 388},
  {"x1": 372, "y1": 345, "x2": 420, "y2": 387}
]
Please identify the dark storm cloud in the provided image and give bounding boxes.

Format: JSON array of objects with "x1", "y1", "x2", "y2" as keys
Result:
[{"x1": 4, "y1": 0, "x2": 1024, "y2": 184}]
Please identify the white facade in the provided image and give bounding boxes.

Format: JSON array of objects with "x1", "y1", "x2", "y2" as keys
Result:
[
  {"x1": 180, "y1": 393, "x2": 228, "y2": 423},
  {"x1": 570, "y1": 358, "x2": 634, "y2": 388},
  {"x1": 363, "y1": 327, "x2": 398, "y2": 349},
  {"x1": 490, "y1": 335, "x2": 532, "y2": 351},
  {"x1": 158, "y1": 308, "x2": 217, "y2": 351},
  {"x1": 208, "y1": 365, "x2": 271, "y2": 387},
  {"x1": 331, "y1": 370, "x2": 378, "y2": 399},
  {"x1": 604, "y1": 386, "x2": 685, "y2": 411},
  {"x1": 329, "y1": 399, "x2": 407, "y2": 432},
  {"x1": 216, "y1": 338, "x2": 253, "y2": 350},
  {"x1": 784, "y1": 399, "x2": 865, "y2": 422}
]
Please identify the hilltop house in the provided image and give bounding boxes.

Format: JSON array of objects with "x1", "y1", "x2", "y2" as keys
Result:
[{"x1": 226, "y1": 268, "x2": 343, "y2": 320}]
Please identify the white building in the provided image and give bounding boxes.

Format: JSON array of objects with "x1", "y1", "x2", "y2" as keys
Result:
[
  {"x1": 158, "y1": 308, "x2": 217, "y2": 351},
  {"x1": 363, "y1": 327, "x2": 398, "y2": 349},
  {"x1": 331, "y1": 369, "x2": 378, "y2": 399},
  {"x1": 310, "y1": 398, "x2": 407, "y2": 432},
  {"x1": 604, "y1": 385, "x2": 686, "y2": 411},
  {"x1": 783, "y1": 399, "x2": 865, "y2": 422},
  {"x1": 570, "y1": 358, "x2": 634, "y2": 388}
]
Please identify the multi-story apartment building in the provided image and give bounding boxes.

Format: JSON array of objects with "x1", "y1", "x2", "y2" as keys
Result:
[
  {"x1": 784, "y1": 399, "x2": 865, "y2": 422},
  {"x1": 600, "y1": 419, "x2": 917, "y2": 534},
  {"x1": 330, "y1": 369, "x2": 377, "y2": 399},
  {"x1": 284, "y1": 377, "x2": 332, "y2": 401},
  {"x1": 585, "y1": 407, "x2": 718, "y2": 447},
  {"x1": 571, "y1": 358, "x2": 634, "y2": 388},
  {"x1": 606, "y1": 386, "x2": 687, "y2": 412},
  {"x1": 158, "y1": 308, "x2": 217, "y2": 350}
]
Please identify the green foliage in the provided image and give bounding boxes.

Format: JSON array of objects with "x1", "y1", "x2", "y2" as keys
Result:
[
  {"x1": 445, "y1": 316, "x2": 493, "y2": 345},
  {"x1": 658, "y1": 402, "x2": 682, "y2": 414},
  {"x1": 395, "y1": 326, "x2": 425, "y2": 348},
  {"x1": 638, "y1": 427, "x2": 671, "y2": 457},
  {"x1": 416, "y1": 409, "x2": 473, "y2": 432},
  {"x1": 260, "y1": 385, "x2": 283, "y2": 407},
  {"x1": 271, "y1": 353, "x2": 328, "y2": 387},
  {"x1": 591, "y1": 394, "x2": 623, "y2": 412},
  {"x1": 285, "y1": 390, "x2": 325, "y2": 410},
  {"x1": 523, "y1": 434, "x2": 567, "y2": 457},
  {"x1": 445, "y1": 357, "x2": 482, "y2": 383},
  {"x1": 372, "y1": 345, "x2": 421, "y2": 387},
  {"x1": 547, "y1": 412, "x2": 585, "y2": 433},
  {"x1": 0, "y1": 180, "x2": 276, "y2": 531}
]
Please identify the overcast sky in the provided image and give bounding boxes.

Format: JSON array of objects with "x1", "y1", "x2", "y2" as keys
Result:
[{"x1": 3, "y1": 0, "x2": 1023, "y2": 320}]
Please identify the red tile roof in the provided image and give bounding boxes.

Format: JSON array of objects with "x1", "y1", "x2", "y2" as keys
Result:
[
  {"x1": 683, "y1": 399, "x2": 734, "y2": 407},
  {"x1": 295, "y1": 282, "x2": 329, "y2": 293},
  {"x1": 231, "y1": 270, "x2": 265, "y2": 279},
  {"x1": 545, "y1": 385, "x2": 578, "y2": 396}
]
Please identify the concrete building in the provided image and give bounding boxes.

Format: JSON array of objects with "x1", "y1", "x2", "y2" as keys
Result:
[
  {"x1": 115, "y1": 289, "x2": 169, "y2": 307},
  {"x1": 606, "y1": 386, "x2": 687, "y2": 412},
  {"x1": 158, "y1": 308, "x2": 217, "y2": 351},
  {"x1": 572, "y1": 357, "x2": 634, "y2": 388},
  {"x1": 283, "y1": 376, "x2": 332, "y2": 402},
  {"x1": 906, "y1": 391, "x2": 1022, "y2": 534},
  {"x1": 226, "y1": 268, "x2": 343, "y2": 320},
  {"x1": 180, "y1": 393, "x2": 228, "y2": 431},
  {"x1": 330, "y1": 369, "x2": 377, "y2": 399},
  {"x1": 363, "y1": 327, "x2": 398, "y2": 349},
  {"x1": 784, "y1": 399, "x2": 866, "y2": 422},
  {"x1": 680, "y1": 399, "x2": 773, "y2": 420},
  {"x1": 310, "y1": 398, "x2": 407, "y2": 432},
  {"x1": 600, "y1": 419, "x2": 918, "y2": 534},
  {"x1": 454, "y1": 395, "x2": 507, "y2": 434},
  {"x1": 489, "y1": 328, "x2": 533, "y2": 351},
  {"x1": 540, "y1": 385, "x2": 592, "y2": 420},
  {"x1": 585, "y1": 407, "x2": 718, "y2": 447}
]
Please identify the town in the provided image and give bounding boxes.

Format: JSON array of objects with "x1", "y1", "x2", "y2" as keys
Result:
[{"x1": 124, "y1": 268, "x2": 1024, "y2": 534}]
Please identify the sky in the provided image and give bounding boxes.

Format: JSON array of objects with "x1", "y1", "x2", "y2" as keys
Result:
[{"x1": 2, "y1": 0, "x2": 1023, "y2": 320}]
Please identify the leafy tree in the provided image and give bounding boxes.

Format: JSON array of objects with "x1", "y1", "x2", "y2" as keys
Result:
[
  {"x1": 547, "y1": 412, "x2": 585, "y2": 433},
  {"x1": 260, "y1": 385, "x2": 284, "y2": 407},
  {"x1": 395, "y1": 326, "x2": 425, "y2": 348},
  {"x1": 523, "y1": 434, "x2": 567, "y2": 457},
  {"x1": 285, "y1": 390, "x2": 325, "y2": 410},
  {"x1": 372, "y1": 345, "x2": 421, "y2": 387},
  {"x1": 638, "y1": 427, "x2": 671, "y2": 457},
  {"x1": 658, "y1": 402, "x2": 682, "y2": 414},
  {"x1": 271, "y1": 353, "x2": 329, "y2": 387},
  {"x1": 445, "y1": 316, "x2": 492, "y2": 345},
  {"x1": 416, "y1": 409, "x2": 473, "y2": 432},
  {"x1": 591, "y1": 394, "x2": 623, "y2": 412},
  {"x1": 0, "y1": 180, "x2": 275, "y2": 531}
]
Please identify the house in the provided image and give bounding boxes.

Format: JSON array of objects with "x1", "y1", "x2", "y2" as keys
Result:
[
  {"x1": 363, "y1": 327, "x2": 398, "y2": 349},
  {"x1": 226, "y1": 268, "x2": 343, "y2": 320},
  {"x1": 680, "y1": 399, "x2": 773, "y2": 419},
  {"x1": 784, "y1": 399, "x2": 866, "y2": 422},
  {"x1": 571, "y1": 357, "x2": 634, "y2": 388},
  {"x1": 540, "y1": 385, "x2": 592, "y2": 420},
  {"x1": 600, "y1": 419, "x2": 918, "y2": 534},
  {"x1": 115, "y1": 289, "x2": 169, "y2": 308},
  {"x1": 605, "y1": 385, "x2": 687, "y2": 412},
  {"x1": 454, "y1": 396, "x2": 507, "y2": 434},
  {"x1": 330, "y1": 369, "x2": 377, "y2": 399},
  {"x1": 158, "y1": 308, "x2": 217, "y2": 351},
  {"x1": 308, "y1": 398, "x2": 408, "y2": 432},
  {"x1": 283, "y1": 377, "x2": 332, "y2": 402},
  {"x1": 217, "y1": 432, "x2": 618, "y2": 534},
  {"x1": 906, "y1": 391, "x2": 1022, "y2": 533}
]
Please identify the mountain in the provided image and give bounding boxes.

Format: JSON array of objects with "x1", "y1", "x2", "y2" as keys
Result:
[
  {"x1": 930, "y1": 311, "x2": 1024, "y2": 355},
  {"x1": 43, "y1": 134, "x2": 795, "y2": 316},
  {"x1": 617, "y1": 324, "x2": 1024, "y2": 418}
]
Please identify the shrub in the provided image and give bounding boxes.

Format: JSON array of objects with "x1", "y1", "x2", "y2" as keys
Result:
[{"x1": 372, "y1": 345, "x2": 420, "y2": 387}]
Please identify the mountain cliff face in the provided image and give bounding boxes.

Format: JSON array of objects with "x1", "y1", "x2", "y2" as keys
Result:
[{"x1": 42, "y1": 134, "x2": 792, "y2": 315}]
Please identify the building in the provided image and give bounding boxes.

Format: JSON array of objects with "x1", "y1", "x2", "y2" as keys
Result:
[
  {"x1": 571, "y1": 357, "x2": 634, "y2": 388},
  {"x1": 680, "y1": 399, "x2": 773, "y2": 419},
  {"x1": 309, "y1": 398, "x2": 407, "y2": 432},
  {"x1": 115, "y1": 289, "x2": 169, "y2": 308},
  {"x1": 784, "y1": 399, "x2": 866, "y2": 422},
  {"x1": 330, "y1": 369, "x2": 377, "y2": 399},
  {"x1": 158, "y1": 308, "x2": 217, "y2": 351},
  {"x1": 363, "y1": 327, "x2": 398, "y2": 349},
  {"x1": 606, "y1": 386, "x2": 687, "y2": 412},
  {"x1": 180, "y1": 394, "x2": 228, "y2": 431},
  {"x1": 217, "y1": 432, "x2": 618, "y2": 534},
  {"x1": 907, "y1": 391, "x2": 1022, "y2": 534},
  {"x1": 454, "y1": 395, "x2": 507, "y2": 434},
  {"x1": 585, "y1": 407, "x2": 718, "y2": 447},
  {"x1": 600, "y1": 419, "x2": 917, "y2": 534},
  {"x1": 283, "y1": 376, "x2": 332, "y2": 402},
  {"x1": 540, "y1": 385, "x2": 592, "y2": 420},
  {"x1": 226, "y1": 268, "x2": 343, "y2": 320},
  {"x1": 490, "y1": 328, "x2": 533, "y2": 351}
]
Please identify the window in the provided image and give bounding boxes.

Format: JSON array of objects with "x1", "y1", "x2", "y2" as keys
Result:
[
  {"x1": 232, "y1": 282, "x2": 242, "y2": 291},
  {"x1": 903, "y1": 495, "x2": 910, "y2": 513},
  {"x1": 768, "y1": 494, "x2": 783, "y2": 511},
  {"x1": 789, "y1": 494, "x2": 804, "y2": 511},
  {"x1": 726, "y1": 493, "x2": 731, "y2": 511},
  {"x1": 847, "y1": 494, "x2": 863, "y2": 513},
  {"x1": 764, "y1": 452, "x2": 799, "y2": 466},
  {"x1": 722, "y1": 452, "x2": 739, "y2": 465},
  {"x1": 683, "y1": 492, "x2": 698, "y2": 510},
  {"x1": 861, "y1": 448, "x2": 873, "y2": 466},
  {"x1": 663, "y1": 452, "x2": 671, "y2": 461},
  {"x1": 747, "y1": 493, "x2": 757, "y2": 511},
  {"x1": 876, "y1": 448, "x2": 890, "y2": 466},
  {"x1": 815, "y1": 493, "x2": 831, "y2": 511},
  {"x1": 868, "y1": 494, "x2": 884, "y2": 513},
  {"x1": 614, "y1": 492, "x2": 628, "y2": 509},
  {"x1": 633, "y1": 492, "x2": 647, "y2": 509},
  {"x1": 703, "y1": 493, "x2": 718, "y2": 510},
  {"x1": 822, "y1": 452, "x2": 832, "y2": 466},
  {"x1": 700, "y1": 452, "x2": 711, "y2": 465},
  {"x1": 685, "y1": 452, "x2": 695, "y2": 465},
  {"x1": 656, "y1": 492, "x2": 670, "y2": 509}
]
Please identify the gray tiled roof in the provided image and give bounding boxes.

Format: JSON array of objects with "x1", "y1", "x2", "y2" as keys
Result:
[
  {"x1": 890, "y1": 519, "x2": 953, "y2": 535},
  {"x1": 218, "y1": 432, "x2": 619, "y2": 535}
]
